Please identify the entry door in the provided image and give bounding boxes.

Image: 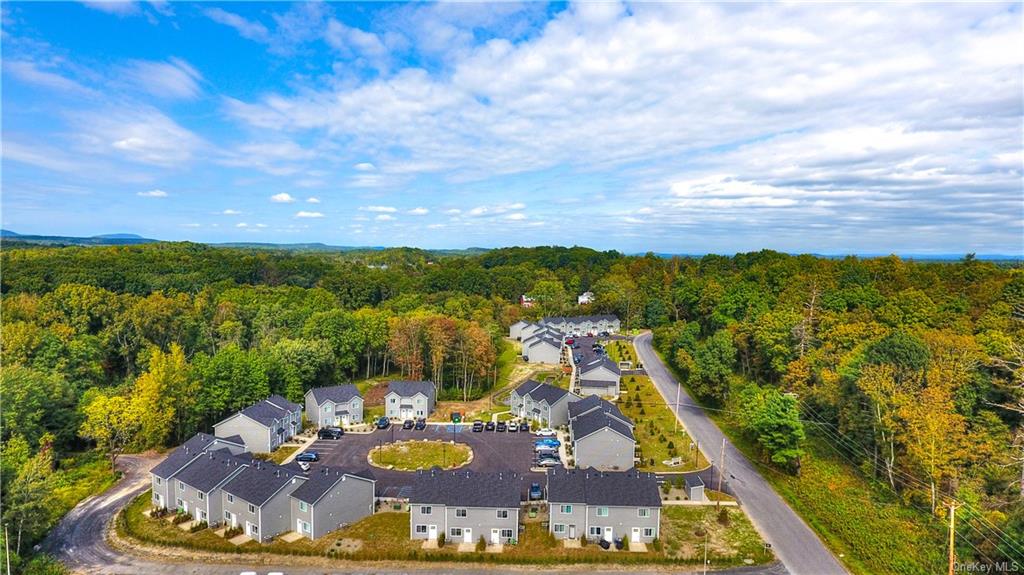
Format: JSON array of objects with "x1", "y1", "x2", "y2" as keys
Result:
[
  {"x1": 491, "y1": 529, "x2": 500, "y2": 544},
  {"x1": 297, "y1": 518, "x2": 303, "y2": 533},
  {"x1": 182, "y1": 501, "x2": 188, "y2": 513},
  {"x1": 603, "y1": 526, "x2": 613, "y2": 542},
  {"x1": 428, "y1": 525, "x2": 438, "y2": 540},
  {"x1": 569, "y1": 524, "x2": 576, "y2": 539},
  {"x1": 631, "y1": 527, "x2": 641, "y2": 543},
  {"x1": 154, "y1": 493, "x2": 164, "y2": 508},
  {"x1": 464, "y1": 528, "x2": 473, "y2": 544},
  {"x1": 247, "y1": 522, "x2": 259, "y2": 537}
]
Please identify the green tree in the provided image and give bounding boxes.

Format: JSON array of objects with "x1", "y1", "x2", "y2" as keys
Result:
[
  {"x1": 690, "y1": 330, "x2": 736, "y2": 402},
  {"x1": 3, "y1": 436, "x2": 55, "y2": 555},
  {"x1": 79, "y1": 393, "x2": 143, "y2": 469}
]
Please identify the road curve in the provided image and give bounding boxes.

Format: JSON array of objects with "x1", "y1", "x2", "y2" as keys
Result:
[
  {"x1": 42, "y1": 447, "x2": 787, "y2": 574},
  {"x1": 634, "y1": 331, "x2": 847, "y2": 575}
]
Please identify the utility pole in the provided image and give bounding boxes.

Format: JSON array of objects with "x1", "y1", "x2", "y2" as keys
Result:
[
  {"x1": 716, "y1": 438, "x2": 727, "y2": 496},
  {"x1": 5, "y1": 523, "x2": 10, "y2": 575},
  {"x1": 702, "y1": 528, "x2": 709, "y2": 575},
  {"x1": 673, "y1": 382, "x2": 681, "y2": 433},
  {"x1": 947, "y1": 501, "x2": 960, "y2": 575}
]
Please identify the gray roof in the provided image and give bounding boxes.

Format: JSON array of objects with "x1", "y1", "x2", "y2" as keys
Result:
[
  {"x1": 546, "y1": 468, "x2": 661, "y2": 507},
  {"x1": 290, "y1": 467, "x2": 376, "y2": 505},
  {"x1": 527, "y1": 335, "x2": 562, "y2": 350},
  {"x1": 513, "y1": 380, "x2": 575, "y2": 406},
  {"x1": 222, "y1": 460, "x2": 305, "y2": 506},
  {"x1": 266, "y1": 394, "x2": 302, "y2": 412},
  {"x1": 386, "y1": 380, "x2": 436, "y2": 400},
  {"x1": 542, "y1": 314, "x2": 618, "y2": 325},
  {"x1": 308, "y1": 384, "x2": 361, "y2": 406},
  {"x1": 174, "y1": 449, "x2": 247, "y2": 492},
  {"x1": 580, "y1": 355, "x2": 621, "y2": 376},
  {"x1": 571, "y1": 410, "x2": 635, "y2": 442},
  {"x1": 226, "y1": 397, "x2": 298, "y2": 429},
  {"x1": 218, "y1": 434, "x2": 246, "y2": 446},
  {"x1": 568, "y1": 396, "x2": 632, "y2": 426},
  {"x1": 151, "y1": 433, "x2": 219, "y2": 479},
  {"x1": 409, "y1": 469, "x2": 523, "y2": 508}
]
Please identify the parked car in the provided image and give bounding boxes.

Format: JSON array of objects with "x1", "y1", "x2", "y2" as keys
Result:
[
  {"x1": 535, "y1": 438, "x2": 560, "y2": 447},
  {"x1": 472, "y1": 420, "x2": 484, "y2": 432},
  {"x1": 402, "y1": 419, "x2": 414, "y2": 430},
  {"x1": 535, "y1": 428, "x2": 557, "y2": 437},
  {"x1": 508, "y1": 422, "x2": 519, "y2": 432},
  {"x1": 599, "y1": 331, "x2": 610, "y2": 337},
  {"x1": 414, "y1": 418, "x2": 427, "y2": 430},
  {"x1": 520, "y1": 421, "x2": 531, "y2": 433},
  {"x1": 535, "y1": 446, "x2": 559, "y2": 456},
  {"x1": 496, "y1": 422, "x2": 507, "y2": 432},
  {"x1": 565, "y1": 338, "x2": 575, "y2": 345},
  {"x1": 535, "y1": 457, "x2": 560, "y2": 468},
  {"x1": 318, "y1": 427, "x2": 343, "y2": 440},
  {"x1": 485, "y1": 421, "x2": 496, "y2": 431},
  {"x1": 295, "y1": 451, "x2": 320, "y2": 462},
  {"x1": 375, "y1": 417, "x2": 390, "y2": 430},
  {"x1": 529, "y1": 482, "x2": 543, "y2": 500}
]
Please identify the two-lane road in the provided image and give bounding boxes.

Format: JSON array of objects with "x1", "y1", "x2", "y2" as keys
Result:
[{"x1": 634, "y1": 331, "x2": 847, "y2": 575}]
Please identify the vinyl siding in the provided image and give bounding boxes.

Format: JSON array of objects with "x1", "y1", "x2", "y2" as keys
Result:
[
  {"x1": 214, "y1": 415, "x2": 271, "y2": 453},
  {"x1": 574, "y1": 428, "x2": 635, "y2": 471}
]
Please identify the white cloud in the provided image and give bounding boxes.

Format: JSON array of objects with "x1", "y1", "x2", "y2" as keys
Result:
[
  {"x1": 504, "y1": 212, "x2": 527, "y2": 221},
  {"x1": 72, "y1": 106, "x2": 202, "y2": 167},
  {"x1": 375, "y1": 214, "x2": 395, "y2": 221},
  {"x1": 137, "y1": 189, "x2": 168, "y2": 198},
  {"x1": 121, "y1": 58, "x2": 203, "y2": 100},
  {"x1": 204, "y1": 7, "x2": 269, "y2": 42},
  {"x1": 467, "y1": 202, "x2": 526, "y2": 217},
  {"x1": 221, "y1": 209, "x2": 241, "y2": 215},
  {"x1": 236, "y1": 222, "x2": 249, "y2": 228},
  {"x1": 445, "y1": 208, "x2": 462, "y2": 215},
  {"x1": 270, "y1": 192, "x2": 296, "y2": 203},
  {"x1": 408, "y1": 207, "x2": 429, "y2": 215},
  {"x1": 360, "y1": 205, "x2": 397, "y2": 212},
  {"x1": 81, "y1": 1, "x2": 139, "y2": 15},
  {"x1": 5, "y1": 61, "x2": 97, "y2": 97},
  {"x1": 295, "y1": 211, "x2": 324, "y2": 218},
  {"x1": 354, "y1": 162, "x2": 376, "y2": 171},
  {"x1": 180, "y1": 222, "x2": 201, "y2": 228},
  {"x1": 306, "y1": 196, "x2": 321, "y2": 203}
]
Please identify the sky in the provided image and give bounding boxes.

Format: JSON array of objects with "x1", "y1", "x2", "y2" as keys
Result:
[{"x1": 1, "y1": 1, "x2": 1022, "y2": 255}]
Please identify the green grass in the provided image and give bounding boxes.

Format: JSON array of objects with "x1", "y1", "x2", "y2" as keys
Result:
[
  {"x1": 50, "y1": 452, "x2": 119, "y2": 524},
  {"x1": 265, "y1": 446, "x2": 298, "y2": 465},
  {"x1": 618, "y1": 374, "x2": 709, "y2": 472},
  {"x1": 495, "y1": 339, "x2": 520, "y2": 389},
  {"x1": 660, "y1": 506, "x2": 768, "y2": 564},
  {"x1": 605, "y1": 341, "x2": 636, "y2": 367},
  {"x1": 369, "y1": 440, "x2": 471, "y2": 470}
]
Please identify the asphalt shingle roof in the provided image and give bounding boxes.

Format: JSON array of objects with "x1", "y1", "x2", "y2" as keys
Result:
[
  {"x1": 580, "y1": 355, "x2": 621, "y2": 376},
  {"x1": 151, "y1": 433, "x2": 219, "y2": 479},
  {"x1": 571, "y1": 410, "x2": 635, "y2": 442},
  {"x1": 541, "y1": 314, "x2": 619, "y2": 325},
  {"x1": 222, "y1": 460, "x2": 305, "y2": 506},
  {"x1": 546, "y1": 468, "x2": 661, "y2": 507},
  {"x1": 568, "y1": 396, "x2": 633, "y2": 427},
  {"x1": 308, "y1": 384, "x2": 361, "y2": 406},
  {"x1": 290, "y1": 467, "x2": 376, "y2": 505},
  {"x1": 513, "y1": 380, "x2": 573, "y2": 405},
  {"x1": 387, "y1": 380, "x2": 436, "y2": 401},
  {"x1": 174, "y1": 449, "x2": 248, "y2": 492},
  {"x1": 266, "y1": 394, "x2": 301, "y2": 412},
  {"x1": 409, "y1": 469, "x2": 523, "y2": 508}
]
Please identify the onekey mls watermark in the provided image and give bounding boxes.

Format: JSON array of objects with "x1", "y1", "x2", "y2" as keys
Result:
[{"x1": 955, "y1": 562, "x2": 1021, "y2": 573}]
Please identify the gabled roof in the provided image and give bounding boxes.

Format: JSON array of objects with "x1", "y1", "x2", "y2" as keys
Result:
[
  {"x1": 510, "y1": 320, "x2": 529, "y2": 328},
  {"x1": 174, "y1": 449, "x2": 248, "y2": 492},
  {"x1": 527, "y1": 336, "x2": 562, "y2": 350},
  {"x1": 386, "y1": 380, "x2": 436, "y2": 400},
  {"x1": 568, "y1": 396, "x2": 632, "y2": 427},
  {"x1": 307, "y1": 384, "x2": 361, "y2": 406},
  {"x1": 222, "y1": 460, "x2": 305, "y2": 506},
  {"x1": 513, "y1": 380, "x2": 575, "y2": 406},
  {"x1": 409, "y1": 469, "x2": 522, "y2": 508},
  {"x1": 580, "y1": 355, "x2": 621, "y2": 376},
  {"x1": 546, "y1": 468, "x2": 661, "y2": 507},
  {"x1": 266, "y1": 394, "x2": 301, "y2": 413},
  {"x1": 290, "y1": 467, "x2": 376, "y2": 505},
  {"x1": 151, "y1": 432, "x2": 220, "y2": 479},
  {"x1": 571, "y1": 410, "x2": 635, "y2": 443},
  {"x1": 542, "y1": 314, "x2": 619, "y2": 325}
]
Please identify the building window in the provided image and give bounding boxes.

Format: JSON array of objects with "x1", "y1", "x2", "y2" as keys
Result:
[
  {"x1": 450, "y1": 528, "x2": 463, "y2": 538},
  {"x1": 178, "y1": 481, "x2": 185, "y2": 491},
  {"x1": 224, "y1": 511, "x2": 231, "y2": 521},
  {"x1": 643, "y1": 527, "x2": 655, "y2": 538},
  {"x1": 455, "y1": 509, "x2": 467, "y2": 518},
  {"x1": 248, "y1": 503, "x2": 255, "y2": 514},
  {"x1": 390, "y1": 398, "x2": 396, "y2": 404},
  {"x1": 323, "y1": 405, "x2": 330, "y2": 412},
  {"x1": 420, "y1": 506, "x2": 431, "y2": 515},
  {"x1": 553, "y1": 524, "x2": 566, "y2": 534},
  {"x1": 155, "y1": 477, "x2": 162, "y2": 485},
  {"x1": 198, "y1": 492, "x2": 205, "y2": 501},
  {"x1": 589, "y1": 526, "x2": 602, "y2": 537},
  {"x1": 415, "y1": 525, "x2": 428, "y2": 534},
  {"x1": 637, "y1": 508, "x2": 650, "y2": 518},
  {"x1": 560, "y1": 504, "x2": 572, "y2": 514},
  {"x1": 175, "y1": 498, "x2": 183, "y2": 509},
  {"x1": 199, "y1": 511, "x2": 207, "y2": 522},
  {"x1": 299, "y1": 501, "x2": 308, "y2": 512},
  {"x1": 227, "y1": 494, "x2": 234, "y2": 503},
  {"x1": 496, "y1": 509, "x2": 509, "y2": 519},
  {"x1": 500, "y1": 529, "x2": 514, "y2": 540},
  {"x1": 596, "y1": 507, "x2": 609, "y2": 517},
  {"x1": 299, "y1": 521, "x2": 310, "y2": 534}
]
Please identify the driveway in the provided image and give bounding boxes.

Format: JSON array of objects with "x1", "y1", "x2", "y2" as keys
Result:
[{"x1": 634, "y1": 331, "x2": 847, "y2": 575}]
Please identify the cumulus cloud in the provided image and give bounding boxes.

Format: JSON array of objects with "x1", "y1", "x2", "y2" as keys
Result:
[
  {"x1": 306, "y1": 196, "x2": 321, "y2": 203},
  {"x1": 375, "y1": 214, "x2": 395, "y2": 221},
  {"x1": 137, "y1": 189, "x2": 167, "y2": 197},
  {"x1": 354, "y1": 162, "x2": 376, "y2": 171},
  {"x1": 72, "y1": 106, "x2": 203, "y2": 167},
  {"x1": 221, "y1": 209, "x2": 241, "y2": 215},
  {"x1": 295, "y1": 211, "x2": 324, "y2": 218},
  {"x1": 270, "y1": 192, "x2": 296, "y2": 203},
  {"x1": 467, "y1": 203, "x2": 526, "y2": 217},
  {"x1": 408, "y1": 207, "x2": 429, "y2": 215},
  {"x1": 360, "y1": 205, "x2": 396, "y2": 212}
]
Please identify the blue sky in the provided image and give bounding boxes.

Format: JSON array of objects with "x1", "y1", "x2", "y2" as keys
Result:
[{"x1": 2, "y1": 1, "x2": 1022, "y2": 254}]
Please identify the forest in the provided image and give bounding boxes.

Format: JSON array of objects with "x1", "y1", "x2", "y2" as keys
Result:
[{"x1": 1, "y1": 242, "x2": 1022, "y2": 572}]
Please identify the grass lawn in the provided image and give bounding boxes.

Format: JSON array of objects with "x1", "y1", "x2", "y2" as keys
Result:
[
  {"x1": 265, "y1": 445, "x2": 298, "y2": 465},
  {"x1": 618, "y1": 374, "x2": 709, "y2": 472},
  {"x1": 50, "y1": 452, "x2": 119, "y2": 523},
  {"x1": 369, "y1": 440, "x2": 471, "y2": 471},
  {"x1": 604, "y1": 340, "x2": 637, "y2": 367},
  {"x1": 660, "y1": 506, "x2": 768, "y2": 564}
]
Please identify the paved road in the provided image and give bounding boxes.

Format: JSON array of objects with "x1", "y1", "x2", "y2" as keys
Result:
[
  {"x1": 634, "y1": 332, "x2": 847, "y2": 575},
  {"x1": 43, "y1": 443, "x2": 785, "y2": 574}
]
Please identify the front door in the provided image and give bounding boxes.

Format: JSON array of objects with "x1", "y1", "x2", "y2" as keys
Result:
[
  {"x1": 603, "y1": 526, "x2": 613, "y2": 542},
  {"x1": 464, "y1": 528, "x2": 473, "y2": 544},
  {"x1": 182, "y1": 501, "x2": 188, "y2": 513},
  {"x1": 297, "y1": 518, "x2": 304, "y2": 534},
  {"x1": 631, "y1": 527, "x2": 641, "y2": 543},
  {"x1": 154, "y1": 493, "x2": 163, "y2": 508},
  {"x1": 428, "y1": 525, "x2": 438, "y2": 540},
  {"x1": 491, "y1": 529, "x2": 500, "y2": 544},
  {"x1": 247, "y1": 521, "x2": 259, "y2": 538},
  {"x1": 569, "y1": 524, "x2": 576, "y2": 539}
]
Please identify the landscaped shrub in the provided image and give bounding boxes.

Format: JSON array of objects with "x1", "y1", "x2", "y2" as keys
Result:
[
  {"x1": 652, "y1": 538, "x2": 663, "y2": 552},
  {"x1": 172, "y1": 512, "x2": 191, "y2": 525},
  {"x1": 224, "y1": 526, "x2": 243, "y2": 538},
  {"x1": 667, "y1": 441, "x2": 675, "y2": 451},
  {"x1": 189, "y1": 521, "x2": 208, "y2": 533},
  {"x1": 477, "y1": 535, "x2": 487, "y2": 552},
  {"x1": 579, "y1": 534, "x2": 588, "y2": 547},
  {"x1": 621, "y1": 537, "x2": 629, "y2": 551},
  {"x1": 437, "y1": 532, "x2": 446, "y2": 548},
  {"x1": 718, "y1": 508, "x2": 730, "y2": 526},
  {"x1": 661, "y1": 482, "x2": 671, "y2": 495}
]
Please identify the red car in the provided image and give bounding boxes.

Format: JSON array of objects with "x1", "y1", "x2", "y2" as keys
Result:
[{"x1": 565, "y1": 338, "x2": 575, "y2": 345}]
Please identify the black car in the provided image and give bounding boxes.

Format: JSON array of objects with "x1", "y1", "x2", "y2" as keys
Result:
[
  {"x1": 295, "y1": 451, "x2": 319, "y2": 462},
  {"x1": 472, "y1": 420, "x2": 484, "y2": 432},
  {"x1": 317, "y1": 427, "x2": 343, "y2": 440},
  {"x1": 496, "y1": 421, "x2": 507, "y2": 432},
  {"x1": 402, "y1": 419, "x2": 414, "y2": 430},
  {"x1": 529, "y1": 482, "x2": 543, "y2": 500},
  {"x1": 520, "y1": 421, "x2": 530, "y2": 433},
  {"x1": 485, "y1": 421, "x2": 496, "y2": 431},
  {"x1": 414, "y1": 418, "x2": 427, "y2": 430},
  {"x1": 375, "y1": 416, "x2": 390, "y2": 430},
  {"x1": 599, "y1": 331, "x2": 610, "y2": 337}
]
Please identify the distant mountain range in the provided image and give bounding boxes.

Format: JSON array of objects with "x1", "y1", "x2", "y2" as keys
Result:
[{"x1": 1, "y1": 230, "x2": 1019, "y2": 261}]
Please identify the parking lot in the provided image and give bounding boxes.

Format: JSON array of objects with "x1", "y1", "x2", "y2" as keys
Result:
[{"x1": 301, "y1": 423, "x2": 550, "y2": 497}]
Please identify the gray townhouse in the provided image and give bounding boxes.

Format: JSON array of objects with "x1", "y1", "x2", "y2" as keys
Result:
[
  {"x1": 409, "y1": 469, "x2": 522, "y2": 545},
  {"x1": 221, "y1": 460, "x2": 307, "y2": 542},
  {"x1": 576, "y1": 355, "x2": 621, "y2": 397},
  {"x1": 384, "y1": 380, "x2": 436, "y2": 420},
  {"x1": 305, "y1": 384, "x2": 363, "y2": 428},
  {"x1": 508, "y1": 320, "x2": 531, "y2": 340},
  {"x1": 541, "y1": 315, "x2": 620, "y2": 335},
  {"x1": 508, "y1": 380, "x2": 581, "y2": 428},
  {"x1": 149, "y1": 432, "x2": 246, "y2": 511},
  {"x1": 289, "y1": 467, "x2": 376, "y2": 540},
  {"x1": 523, "y1": 333, "x2": 564, "y2": 364},
  {"x1": 517, "y1": 322, "x2": 545, "y2": 342},
  {"x1": 569, "y1": 398, "x2": 636, "y2": 471},
  {"x1": 213, "y1": 395, "x2": 302, "y2": 453},
  {"x1": 546, "y1": 468, "x2": 661, "y2": 544},
  {"x1": 170, "y1": 450, "x2": 249, "y2": 526}
]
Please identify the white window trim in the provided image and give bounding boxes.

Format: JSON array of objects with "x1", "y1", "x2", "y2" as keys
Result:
[
  {"x1": 596, "y1": 507, "x2": 609, "y2": 517},
  {"x1": 299, "y1": 501, "x2": 308, "y2": 512},
  {"x1": 420, "y1": 506, "x2": 432, "y2": 515},
  {"x1": 637, "y1": 508, "x2": 649, "y2": 518},
  {"x1": 455, "y1": 508, "x2": 467, "y2": 518},
  {"x1": 560, "y1": 504, "x2": 572, "y2": 514},
  {"x1": 415, "y1": 524, "x2": 428, "y2": 534},
  {"x1": 227, "y1": 494, "x2": 234, "y2": 503},
  {"x1": 553, "y1": 524, "x2": 566, "y2": 533},
  {"x1": 248, "y1": 503, "x2": 256, "y2": 514},
  {"x1": 643, "y1": 527, "x2": 655, "y2": 537},
  {"x1": 496, "y1": 509, "x2": 509, "y2": 519}
]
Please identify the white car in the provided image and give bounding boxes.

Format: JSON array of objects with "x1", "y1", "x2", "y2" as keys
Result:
[
  {"x1": 535, "y1": 428, "x2": 557, "y2": 437},
  {"x1": 508, "y1": 422, "x2": 519, "y2": 432}
]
